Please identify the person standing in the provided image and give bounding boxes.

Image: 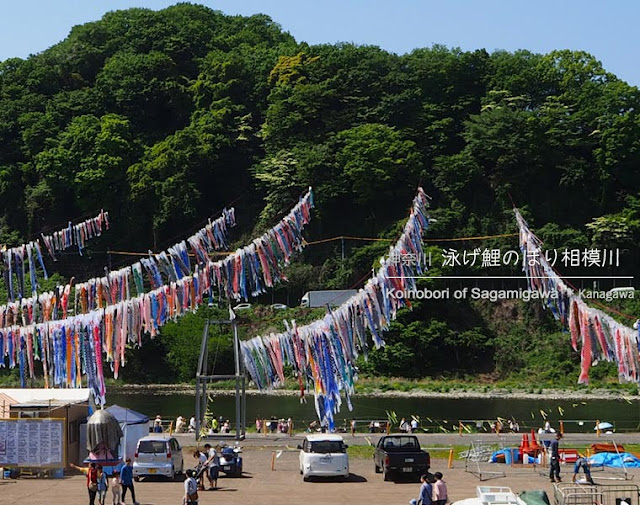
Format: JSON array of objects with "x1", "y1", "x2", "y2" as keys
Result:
[
  {"x1": 432, "y1": 472, "x2": 448, "y2": 505},
  {"x1": 189, "y1": 415, "x2": 197, "y2": 433},
  {"x1": 120, "y1": 458, "x2": 140, "y2": 505},
  {"x1": 96, "y1": 465, "x2": 108, "y2": 505},
  {"x1": 193, "y1": 449, "x2": 207, "y2": 490},
  {"x1": 203, "y1": 443, "x2": 220, "y2": 490},
  {"x1": 549, "y1": 433, "x2": 563, "y2": 483},
  {"x1": 415, "y1": 473, "x2": 433, "y2": 505},
  {"x1": 184, "y1": 469, "x2": 199, "y2": 505},
  {"x1": 70, "y1": 462, "x2": 99, "y2": 505},
  {"x1": 154, "y1": 415, "x2": 163, "y2": 433},
  {"x1": 110, "y1": 470, "x2": 122, "y2": 505},
  {"x1": 411, "y1": 418, "x2": 419, "y2": 433}
]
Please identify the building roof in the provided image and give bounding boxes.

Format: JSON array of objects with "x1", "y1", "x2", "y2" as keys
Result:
[
  {"x1": 11, "y1": 400, "x2": 82, "y2": 409},
  {"x1": 0, "y1": 388, "x2": 90, "y2": 405},
  {"x1": 0, "y1": 392, "x2": 16, "y2": 418}
]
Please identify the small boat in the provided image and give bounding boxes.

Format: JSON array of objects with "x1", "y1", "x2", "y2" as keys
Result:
[{"x1": 452, "y1": 487, "x2": 549, "y2": 505}]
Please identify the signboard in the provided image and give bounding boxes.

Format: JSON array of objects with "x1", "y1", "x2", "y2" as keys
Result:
[{"x1": 0, "y1": 418, "x2": 64, "y2": 467}]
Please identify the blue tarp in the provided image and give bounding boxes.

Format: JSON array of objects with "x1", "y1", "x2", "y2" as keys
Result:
[
  {"x1": 589, "y1": 452, "x2": 640, "y2": 468},
  {"x1": 490, "y1": 448, "x2": 520, "y2": 464},
  {"x1": 106, "y1": 404, "x2": 149, "y2": 425}
]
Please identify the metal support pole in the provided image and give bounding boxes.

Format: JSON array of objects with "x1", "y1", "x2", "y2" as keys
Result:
[
  {"x1": 195, "y1": 320, "x2": 210, "y2": 441},
  {"x1": 195, "y1": 378, "x2": 201, "y2": 441},
  {"x1": 233, "y1": 319, "x2": 241, "y2": 440},
  {"x1": 242, "y1": 375, "x2": 247, "y2": 438}
]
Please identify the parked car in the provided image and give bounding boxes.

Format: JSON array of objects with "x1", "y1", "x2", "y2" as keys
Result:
[
  {"x1": 373, "y1": 435, "x2": 430, "y2": 482},
  {"x1": 271, "y1": 303, "x2": 288, "y2": 310},
  {"x1": 233, "y1": 303, "x2": 252, "y2": 311},
  {"x1": 298, "y1": 434, "x2": 349, "y2": 482},
  {"x1": 133, "y1": 435, "x2": 184, "y2": 481},
  {"x1": 219, "y1": 445, "x2": 243, "y2": 476}
]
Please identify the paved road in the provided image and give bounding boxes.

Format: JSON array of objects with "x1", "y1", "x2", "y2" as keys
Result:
[{"x1": 4, "y1": 449, "x2": 638, "y2": 505}]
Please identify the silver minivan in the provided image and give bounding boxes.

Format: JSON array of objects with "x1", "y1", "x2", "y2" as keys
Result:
[{"x1": 133, "y1": 435, "x2": 184, "y2": 481}]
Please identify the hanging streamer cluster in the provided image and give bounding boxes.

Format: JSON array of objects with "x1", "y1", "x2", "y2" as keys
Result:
[
  {"x1": 211, "y1": 190, "x2": 313, "y2": 301},
  {"x1": 40, "y1": 210, "x2": 110, "y2": 259},
  {"x1": 1, "y1": 210, "x2": 110, "y2": 302},
  {"x1": 241, "y1": 188, "x2": 430, "y2": 429},
  {"x1": 2, "y1": 242, "x2": 48, "y2": 301},
  {"x1": 0, "y1": 191, "x2": 313, "y2": 403},
  {"x1": 75, "y1": 208, "x2": 236, "y2": 312},
  {"x1": 515, "y1": 209, "x2": 640, "y2": 384}
]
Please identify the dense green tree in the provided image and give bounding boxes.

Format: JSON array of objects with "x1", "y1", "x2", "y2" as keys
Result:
[{"x1": 0, "y1": 4, "x2": 638, "y2": 385}]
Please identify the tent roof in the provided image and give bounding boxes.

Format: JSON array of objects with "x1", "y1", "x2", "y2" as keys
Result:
[
  {"x1": 106, "y1": 404, "x2": 149, "y2": 425},
  {"x1": 0, "y1": 388, "x2": 90, "y2": 404}
]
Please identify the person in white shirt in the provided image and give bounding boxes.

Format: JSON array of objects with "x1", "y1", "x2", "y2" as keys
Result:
[
  {"x1": 189, "y1": 416, "x2": 196, "y2": 433},
  {"x1": 203, "y1": 443, "x2": 219, "y2": 490},
  {"x1": 176, "y1": 416, "x2": 185, "y2": 433},
  {"x1": 184, "y1": 469, "x2": 198, "y2": 505},
  {"x1": 410, "y1": 418, "x2": 419, "y2": 433}
]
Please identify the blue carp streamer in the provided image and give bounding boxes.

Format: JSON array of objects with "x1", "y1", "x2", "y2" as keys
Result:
[{"x1": 241, "y1": 188, "x2": 431, "y2": 429}]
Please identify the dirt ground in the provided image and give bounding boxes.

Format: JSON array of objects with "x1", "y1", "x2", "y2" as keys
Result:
[{"x1": 2, "y1": 447, "x2": 638, "y2": 505}]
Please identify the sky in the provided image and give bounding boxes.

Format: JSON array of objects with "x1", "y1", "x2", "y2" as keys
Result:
[{"x1": 1, "y1": 1, "x2": 639, "y2": 85}]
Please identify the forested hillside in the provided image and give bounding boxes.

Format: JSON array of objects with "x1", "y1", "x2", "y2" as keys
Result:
[{"x1": 1, "y1": 4, "x2": 639, "y2": 388}]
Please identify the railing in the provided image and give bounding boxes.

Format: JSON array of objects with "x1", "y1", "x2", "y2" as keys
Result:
[{"x1": 554, "y1": 483, "x2": 639, "y2": 505}]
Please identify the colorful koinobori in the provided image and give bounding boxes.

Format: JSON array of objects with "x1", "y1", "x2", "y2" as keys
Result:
[
  {"x1": 0, "y1": 189, "x2": 313, "y2": 405},
  {"x1": 75, "y1": 207, "x2": 237, "y2": 313},
  {"x1": 1, "y1": 210, "x2": 110, "y2": 301},
  {"x1": 240, "y1": 187, "x2": 430, "y2": 429},
  {"x1": 0, "y1": 207, "x2": 236, "y2": 330},
  {"x1": 514, "y1": 208, "x2": 640, "y2": 384}
]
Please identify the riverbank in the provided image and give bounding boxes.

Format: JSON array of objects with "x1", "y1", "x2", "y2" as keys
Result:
[{"x1": 109, "y1": 383, "x2": 640, "y2": 401}]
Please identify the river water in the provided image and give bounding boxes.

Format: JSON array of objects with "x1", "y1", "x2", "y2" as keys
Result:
[{"x1": 107, "y1": 391, "x2": 640, "y2": 433}]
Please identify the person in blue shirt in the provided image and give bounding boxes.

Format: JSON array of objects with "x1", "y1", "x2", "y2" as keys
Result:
[
  {"x1": 120, "y1": 458, "x2": 140, "y2": 505},
  {"x1": 96, "y1": 465, "x2": 108, "y2": 505},
  {"x1": 411, "y1": 474, "x2": 433, "y2": 505}
]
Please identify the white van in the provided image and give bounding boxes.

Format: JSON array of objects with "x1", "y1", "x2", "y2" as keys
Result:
[
  {"x1": 133, "y1": 435, "x2": 183, "y2": 481},
  {"x1": 298, "y1": 434, "x2": 349, "y2": 481}
]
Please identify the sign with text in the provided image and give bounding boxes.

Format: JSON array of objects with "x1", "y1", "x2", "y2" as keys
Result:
[{"x1": 0, "y1": 418, "x2": 64, "y2": 467}]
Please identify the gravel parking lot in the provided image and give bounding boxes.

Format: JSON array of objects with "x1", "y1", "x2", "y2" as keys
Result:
[{"x1": 4, "y1": 445, "x2": 636, "y2": 505}]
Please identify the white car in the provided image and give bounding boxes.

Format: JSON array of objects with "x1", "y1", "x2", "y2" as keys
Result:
[
  {"x1": 298, "y1": 434, "x2": 349, "y2": 481},
  {"x1": 133, "y1": 435, "x2": 183, "y2": 481}
]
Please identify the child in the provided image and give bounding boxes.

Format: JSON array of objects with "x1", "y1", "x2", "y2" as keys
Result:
[
  {"x1": 110, "y1": 469, "x2": 122, "y2": 505},
  {"x1": 97, "y1": 465, "x2": 108, "y2": 505}
]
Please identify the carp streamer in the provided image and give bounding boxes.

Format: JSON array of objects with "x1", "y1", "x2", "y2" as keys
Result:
[
  {"x1": 241, "y1": 187, "x2": 431, "y2": 429},
  {"x1": 0, "y1": 190, "x2": 313, "y2": 405},
  {"x1": 515, "y1": 208, "x2": 639, "y2": 385}
]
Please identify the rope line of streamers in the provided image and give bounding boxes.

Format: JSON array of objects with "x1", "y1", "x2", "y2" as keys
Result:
[
  {"x1": 0, "y1": 189, "x2": 313, "y2": 405},
  {"x1": 2, "y1": 210, "x2": 110, "y2": 301},
  {"x1": 514, "y1": 208, "x2": 640, "y2": 385},
  {"x1": 241, "y1": 187, "x2": 430, "y2": 429},
  {"x1": 0, "y1": 208, "x2": 235, "y2": 329}
]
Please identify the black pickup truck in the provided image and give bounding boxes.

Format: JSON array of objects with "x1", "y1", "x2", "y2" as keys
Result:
[{"x1": 373, "y1": 435, "x2": 430, "y2": 482}]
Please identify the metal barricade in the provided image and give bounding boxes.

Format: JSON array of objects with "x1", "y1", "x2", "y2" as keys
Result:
[{"x1": 554, "y1": 483, "x2": 639, "y2": 505}]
